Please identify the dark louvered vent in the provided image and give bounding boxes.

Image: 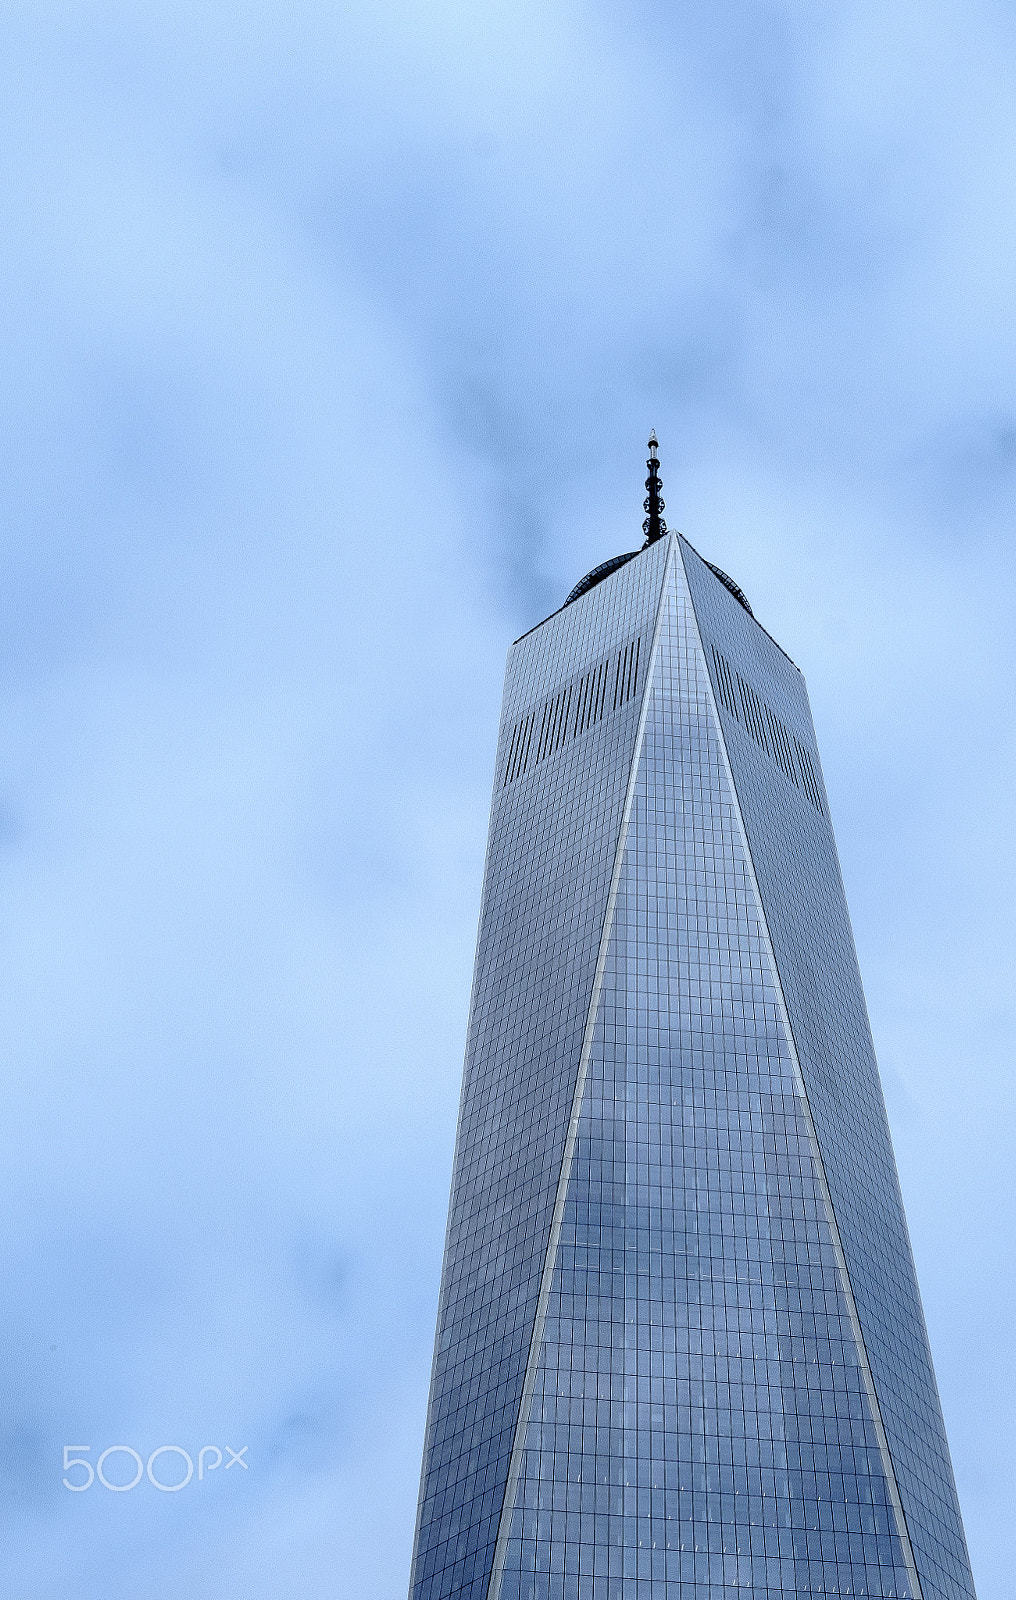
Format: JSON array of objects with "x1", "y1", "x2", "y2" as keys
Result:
[
  {"x1": 503, "y1": 637, "x2": 642, "y2": 788},
  {"x1": 710, "y1": 645, "x2": 825, "y2": 817}
]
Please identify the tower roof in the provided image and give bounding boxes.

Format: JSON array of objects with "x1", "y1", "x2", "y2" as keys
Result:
[{"x1": 561, "y1": 433, "x2": 754, "y2": 617}]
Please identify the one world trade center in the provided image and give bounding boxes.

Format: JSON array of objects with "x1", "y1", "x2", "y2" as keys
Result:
[{"x1": 408, "y1": 439, "x2": 976, "y2": 1600}]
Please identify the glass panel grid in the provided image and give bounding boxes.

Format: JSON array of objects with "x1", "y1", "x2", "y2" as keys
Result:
[
  {"x1": 497, "y1": 561, "x2": 915, "y2": 1600},
  {"x1": 410, "y1": 542, "x2": 669, "y2": 1600},
  {"x1": 409, "y1": 536, "x2": 977, "y2": 1600},
  {"x1": 681, "y1": 539, "x2": 976, "y2": 1600}
]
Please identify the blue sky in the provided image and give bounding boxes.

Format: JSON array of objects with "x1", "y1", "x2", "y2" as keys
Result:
[{"x1": 1, "y1": 1, "x2": 1013, "y2": 1594}]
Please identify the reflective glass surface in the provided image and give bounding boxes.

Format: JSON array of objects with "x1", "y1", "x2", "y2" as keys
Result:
[
  {"x1": 499, "y1": 558, "x2": 914, "y2": 1600},
  {"x1": 409, "y1": 536, "x2": 977, "y2": 1600},
  {"x1": 410, "y1": 542, "x2": 670, "y2": 1600},
  {"x1": 681, "y1": 540, "x2": 976, "y2": 1600}
]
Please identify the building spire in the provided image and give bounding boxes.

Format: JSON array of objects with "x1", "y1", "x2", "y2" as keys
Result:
[{"x1": 642, "y1": 430, "x2": 667, "y2": 545}]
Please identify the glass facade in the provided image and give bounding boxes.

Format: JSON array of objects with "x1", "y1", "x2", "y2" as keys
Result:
[{"x1": 409, "y1": 536, "x2": 976, "y2": 1600}]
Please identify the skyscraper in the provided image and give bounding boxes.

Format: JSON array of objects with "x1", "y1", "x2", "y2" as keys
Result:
[{"x1": 409, "y1": 440, "x2": 976, "y2": 1600}]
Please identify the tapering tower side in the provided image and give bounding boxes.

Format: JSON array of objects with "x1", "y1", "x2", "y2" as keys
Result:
[
  {"x1": 409, "y1": 538, "x2": 672, "y2": 1600},
  {"x1": 681, "y1": 538, "x2": 976, "y2": 1600}
]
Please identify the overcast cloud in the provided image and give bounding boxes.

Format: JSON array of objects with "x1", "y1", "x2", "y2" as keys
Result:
[{"x1": 0, "y1": 2, "x2": 1013, "y2": 1596}]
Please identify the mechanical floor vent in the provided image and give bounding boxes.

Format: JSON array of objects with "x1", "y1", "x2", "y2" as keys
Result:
[
  {"x1": 710, "y1": 645, "x2": 825, "y2": 817},
  {"x1": 503, "y1": 636, "x2": 641, "y2": 788}
]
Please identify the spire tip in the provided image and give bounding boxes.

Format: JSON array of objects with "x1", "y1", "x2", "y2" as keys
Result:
[{"x1": 642, "y1": 432, "x2": 667, "y2": 545}]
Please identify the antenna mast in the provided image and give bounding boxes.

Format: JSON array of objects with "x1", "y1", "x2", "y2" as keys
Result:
[{"x1": 642, "y1": 431, "x2": 667, "y2": 545}]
